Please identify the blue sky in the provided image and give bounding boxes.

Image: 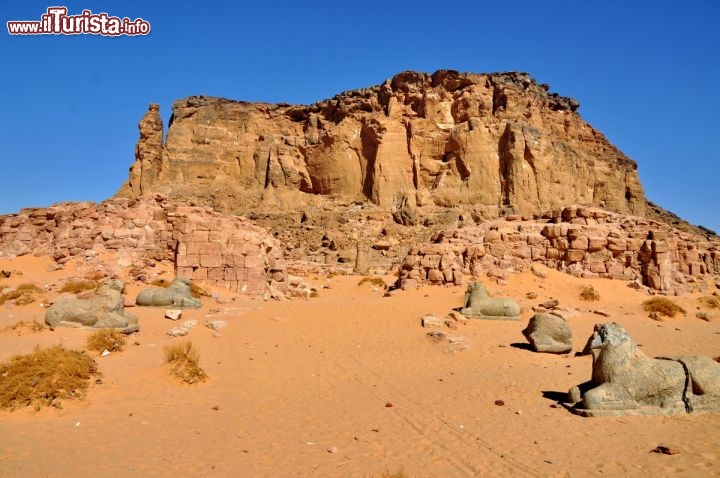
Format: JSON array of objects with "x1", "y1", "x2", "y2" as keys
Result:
[{"x1": 2, "y1": 1, "x2": 718, "y2": 232}]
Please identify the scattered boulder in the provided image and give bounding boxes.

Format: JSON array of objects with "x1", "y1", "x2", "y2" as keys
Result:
[
  {"x1": 568, "y1": 322, "x2": 720, "y2": 416},
  {"x1": 167, "y1": 320, "x2": 198, "y2": 337},
  {"x1": 539, "y1": 298, "x2": 560, "y2": 310},
  {"x1": 165, "y1": 309, "x2": 182, "y2": 321},
  {"x1": 136, "y1": 277, "x2": 201, "y2": 308},
  {"x1": 45, "y1": 278, "x2": 138, "y2": 333},
  {"x1": 421, "y1": 315, "x2": 445, "y2": 328},
  {"x1": 522, "y1": 313, "x2": 573, "y2": 353},
  {"x1": 459, "y1": 282, "x2": 520, "y2": 320}
]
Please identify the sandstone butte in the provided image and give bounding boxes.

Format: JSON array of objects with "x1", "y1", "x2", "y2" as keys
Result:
[
  {"x1": 1, "y1": 70, "x2": 718, "y2": 295},
  {"x1": 116, "y1": 70, "x2": 646, "y2": 218}
]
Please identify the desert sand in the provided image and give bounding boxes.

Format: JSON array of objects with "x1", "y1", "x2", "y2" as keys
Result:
[{"x1": 0, "y1": 255, "x2": 719, "y2": 477}]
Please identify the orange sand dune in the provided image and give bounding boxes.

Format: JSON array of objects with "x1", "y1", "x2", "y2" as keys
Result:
[{"x1": 0, "y1": 255, "x2": 719, "y2": 477}]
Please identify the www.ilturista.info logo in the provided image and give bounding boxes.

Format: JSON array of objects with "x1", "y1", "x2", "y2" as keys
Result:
[{"x1": 7, "y1": 7, "x2": 150, "y2": 36}]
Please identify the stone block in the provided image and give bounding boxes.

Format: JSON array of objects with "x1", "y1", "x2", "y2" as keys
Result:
[{"x1": 565, "y1": 249, "x2": 586, "y2": 262}]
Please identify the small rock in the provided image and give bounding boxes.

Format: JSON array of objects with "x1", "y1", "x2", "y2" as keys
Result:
[
  {"x1": 447, "y1": 311, "x2": 468, "y2": 323},
  {"x1": 696, "y1": 312, "x2": 711, "y2": 321},
  {"x1": 421, "y1": 315, "x2": 445, "y2": 328},
  {"x1": 101, "y1": 349, "x2": 110, "y2": 357},
  {"x1": 650, "y1": 445, "x2": 681, "y2": 455},
  {"x1": 627, "y1": 280, "x2": 642, "y2": 290},
  {"x1": 165, "y1": 309, "x2": 182, "y2": 321},
  {"x1": 205, "y1": 319, "x2": 228, "y2": 330},
  {"x1": 385, "y1": 402, "x2": 393, "y2": 408},
  {"x1": 167, "y1": 327, "x2": 189, "y2": 337},
  {"x1": 539, "y1": 299, "x2": 559, "y2": 309},
  {"x1": 531, "y1": 264, "x2": 547, "y2": 279},
  {"x1": 593, "y1": 309, "x2": 611, "y2": 317},
  {"x1": 327, "y1": 446, "x2": 338, "y2": 454},
  {"x1": 494, "y1": 400, "x2": 505, "y2": 406}
]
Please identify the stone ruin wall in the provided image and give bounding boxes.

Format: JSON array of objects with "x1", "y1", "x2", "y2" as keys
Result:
[
  {"x1": 0, "y1": 196, "x2": 288, "y2": 296},
  {"x1": 1, "y1": 199, "x2": 717, "y2": 295},
  {"x1": 398, "y1": 206, "x2": 720, "y2": 291}
]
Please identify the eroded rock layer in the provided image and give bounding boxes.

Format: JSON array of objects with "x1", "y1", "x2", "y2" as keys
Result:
[{"x1": 117, "y1": 70, "x2": 646, "y2": 218}]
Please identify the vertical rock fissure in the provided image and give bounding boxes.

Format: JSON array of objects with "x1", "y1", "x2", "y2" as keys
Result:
[
  {"x1": 264, "y1": 149, "x2": 272, "y2": 189},
  {"x1": 498, "y1": 124, "x2": 512, "y2": 207},
  {"x1": 657, "y1": 357, "x2": 692, "y2": 413}
]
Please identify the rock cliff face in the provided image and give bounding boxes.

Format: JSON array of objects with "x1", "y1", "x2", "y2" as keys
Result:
[{"x1": 117, "y1": 70, "x2": 646, "y2": 218}]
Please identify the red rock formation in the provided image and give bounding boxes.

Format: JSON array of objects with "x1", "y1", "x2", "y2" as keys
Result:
[
  {"x1": 397, "y1": 206, "x2": 720, "y2": 291},
  {"x1": 0, "y1": 196, "x2": 288, "y2": 296},
  {"x1": 116, "y1": 70, "x2": 646, "y2": 219}
]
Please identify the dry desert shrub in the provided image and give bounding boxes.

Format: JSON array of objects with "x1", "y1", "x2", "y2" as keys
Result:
[
  {"x1": 0, "y1": 283, "x2": 42, "y2": 306},
  {"x1": 86, "y1": 328, "x2": 126, "y2": 353},
  {"x1": 164, "y1": 341, "x2": 207, "y2": 384},
  {"x1": 643, "y1": 297, "x2": 686, "y2": 317},
  {"x1": 150, "y1": 278, "x2": 171, "y2": 288},
  {"x1": 151, "y1": 278, "x2": 209, "y2": 298},
  {"x1": 699, "y1": 296, "x2": 720, "y2": 309},
  {"x1": 2, "y1": 320, "x2": 46, "y2": 334},
  {"x1": 0, "y1": 345, "x2": 99, "y2": 411},
  {"x1": 358, "y1": 277, "x2": 388, "y2": 289},
  {"x1": 58, "y1": 279, "x2": 98, "y2": 294},
  {"x1": 579, "y1": 285, "x2": 600, "y2": 301},
  {"x1": 381, "y1": 468, "x2": 410, "y2": 478}
]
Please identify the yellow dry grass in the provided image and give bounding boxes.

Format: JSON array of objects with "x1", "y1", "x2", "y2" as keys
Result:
[
  {"x1": 0, "y1": 345, "x2": 99, "y2": 411},
  {"x1": 164, "y1": 341, "x2": 208, "y2": 384},
  {"x1": 579, "y1": 285, "x2": 600, "y2": 301},
  {"x1": 58, "y1": 279, "x2": 98, "y2": 294},
  {"x1": 0, "y1": 283, "x2": 42, "y2": 306},
  {"x1": 86, "y1": 328, "x2": 126, "y2": 353},
  {"x1": 1, "y1": 320, "x2": 46, "y2": 334},
  {"x1": 643, "y1": 296, "x2": 686, "y2": 317},
  {"x1": 358, "y1": 277, "x2": 387, "y2": 289}
]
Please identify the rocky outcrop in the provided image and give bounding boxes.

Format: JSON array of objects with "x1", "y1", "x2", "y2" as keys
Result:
[
  {"x1": 569, "y1": 323, "x2": 720, "y2": 416},
  {"x1": 0, "y1": 196, "x2": 288, "y2": 296},
  {"x1": 136, "y1": 277, "x2": 201, "y2": 308},
  {"x1": 116, "y1": 70, "x2": 646, "y2": 219},
  {"x1": 397, "y1": 206, "x2": 720, "y2": 291},
  {"x1": 45, "y1": 278, "x2": 139, "y2": 333}
]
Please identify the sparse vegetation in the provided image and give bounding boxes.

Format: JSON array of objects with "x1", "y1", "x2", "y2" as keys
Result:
[
  {"x1": 580, "y1": 285, "x2": 600, "y2": 301},
  {"x1": 150, "y1": 278, "x2": 209, "y2": 298},
  {"x1": 164, "y1": 341, "x2": 207, "y2": 384},
  {"x1": 2, "y1": 320, "x2": 46, "y2": 334},
  {"x1": 358, "y1": 277, "x2": 387, "y2": 289},
  {"x1": 58, "y1": 279, "x2": 98, "y2": 294},
  {"x1": 643, "y1": 297, "x2": 686, "y2": 318},
  {"x1": 381, "y1": 468, "x2": 410, "y2": 478},
  {"x1": 190, "y1": 282, "x2": 210, "y2": 298},
  {"x1": 0, "y1": 345, "x2": 99, "y2": 411},
  {"x1": 699, "y1": 296, "x2": 720, "y2": 309},
  {"x1": 86, "y1": 329, "x2": 126, "y2": 353},
  {"x1": 0, "y1": 283, "x2": 42, "y2": 306},
  {"x1": 150, "y1": 278, "x2": 171, "y2": 288}
]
